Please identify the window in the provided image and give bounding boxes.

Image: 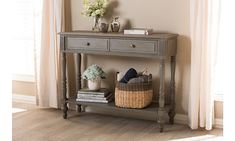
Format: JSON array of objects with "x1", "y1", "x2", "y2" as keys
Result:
[
  {"x1": 214, "y1": 46, "x2": 225, "y2": 102},
  {"x1": 213, "y1": 1, "x2": 229, "y2": 102},
  {"x1": 12, "y1": 0, "x2": 42, "y2": 82}
]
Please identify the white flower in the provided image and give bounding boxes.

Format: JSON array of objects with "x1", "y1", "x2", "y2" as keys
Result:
[
  {"x1": 95, "y1": 9, "x2": 101, "y2": 15},
  {"x1": 81, "y1": 0, "x2": 108, "y2": 18},
  {"x1": 82, "y1": 64, "x2": 106, "y2": 81}
]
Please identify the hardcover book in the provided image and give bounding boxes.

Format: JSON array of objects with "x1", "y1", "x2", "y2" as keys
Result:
[
  {"x1": 77, "y1": 93, "x2": 106, "y2": 98},
  {"x1": 76, "y1": 98, "x2": 110, "y2": 103},
  {"x1": 76, "y1": 93, "x2": 114, "y2": 103},
  {"x1": 77, "y1": 88, "x2": 110, "y2": 97},
  {"x1": 77, "y1": 92, "x2": 113, "y2": 100},
  {"x1": 124, "y1": 28, "x2": 153, "y2": 35}
]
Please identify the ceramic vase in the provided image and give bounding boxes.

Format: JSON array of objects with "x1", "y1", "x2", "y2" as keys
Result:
[
  {"x1": 111, "y1": 17, "x2": 120, "y2": 32},
  {"x1": 99, "y1": 22, "x2": 109, "y2": 33},
  {"x1": 88, "y1": 79, "x2": 101, "y2": 91}
]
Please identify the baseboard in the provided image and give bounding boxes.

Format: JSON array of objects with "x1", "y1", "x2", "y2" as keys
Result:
[
  {"x1": 214, "y1": 118, "x2": 223, "y2": 128},
  {"x1": 12, "y1": 93, "x2": 36, "y2": 104},
  {"x1": 174, "y1": 114, "x2": 223, "y2": 129},
  {"x1": 174, "y1": 114, "x2": 188, "y2": 125}
]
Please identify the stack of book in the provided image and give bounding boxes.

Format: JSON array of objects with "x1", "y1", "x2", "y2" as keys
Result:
[
  {"x1": 76, "y1": 88, "x2": 114, "y2": 103},
  {"x1": 124, "y1": 28, "x2": 153, "y2": 35}
]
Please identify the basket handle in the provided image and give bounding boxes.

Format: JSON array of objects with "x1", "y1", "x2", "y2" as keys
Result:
[
  {"x1": 116, "y1": 72, "x2": 119, "y2": 81},
  {"x1": 148, "y1": 74, "x2": 152, "y2": 83}
]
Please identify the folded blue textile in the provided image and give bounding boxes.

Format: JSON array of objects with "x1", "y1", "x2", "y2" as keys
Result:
[{"x1": 120, "y1": 68, "x2": 138, "y2": 83}]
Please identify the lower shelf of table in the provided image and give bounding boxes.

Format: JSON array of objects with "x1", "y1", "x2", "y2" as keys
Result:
[{"x1": 67, "y1": 97, "x2": 171, "y2": 114}]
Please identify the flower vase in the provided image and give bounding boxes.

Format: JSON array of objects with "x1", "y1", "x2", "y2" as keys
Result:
[
  {"x1": 88, "y1": 79, "x2": 101, "y2": 91},
  {"x1": 111, "y1": 17, "x2": 120, "y2": 32},
  {"x1": 92, "y1": 16, "x2": 100, "y2": 31}
]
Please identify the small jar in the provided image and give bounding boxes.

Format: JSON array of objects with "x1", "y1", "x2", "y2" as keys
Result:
[
  {"x1": 111, "y1": 17, "x2": 120, "y2": 32},
  {"x1": 99, "y1": 22, "x2": 109, "y2": 33}
]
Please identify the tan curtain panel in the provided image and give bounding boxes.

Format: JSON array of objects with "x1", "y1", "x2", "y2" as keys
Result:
[
  {"x1": 189, "y1": 0, "x2": 221, "y2": 130},
  {"x1": 35, "y1": 0, "x2": 65, "y2": 108}
]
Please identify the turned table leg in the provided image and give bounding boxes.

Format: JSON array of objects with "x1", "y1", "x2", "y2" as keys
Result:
[
  {"x1": 75, "y1": 53, "x2": 82, "y2": 113},
  {"x1": 158, "y1": 58, "x2": 165, "y2": 132},
  {"x1": 168, "y1": 56, "x2": 176, "y2": 124},
  {"x1": 61, "y1": 52, "x2": 68, "y2": 119}
]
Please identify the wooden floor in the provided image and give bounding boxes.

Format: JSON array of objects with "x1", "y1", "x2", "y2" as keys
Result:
[{"x1": 13, "y1": 102, "x2": 223, "y2": 141}]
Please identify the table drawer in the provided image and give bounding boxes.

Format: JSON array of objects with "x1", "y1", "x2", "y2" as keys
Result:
[
  {"x1": 110, "y1": 39, "x2": 156, "y2": 53},
  {"x1": 66, "y1": 37, "x2": 108, "y2": 51}
]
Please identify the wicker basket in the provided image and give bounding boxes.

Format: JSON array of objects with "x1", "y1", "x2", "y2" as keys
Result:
[{"x1": 115, "y1": 74, "x2": 153, "y2": 109}]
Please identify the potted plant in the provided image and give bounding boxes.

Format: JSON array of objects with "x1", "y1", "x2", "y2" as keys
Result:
[
  {"x1": 81, "y1": 0, "x2": 108, "y2": 31},
  {"x1": 82, "y1": 64, "x2": 106, "y2": 90}
]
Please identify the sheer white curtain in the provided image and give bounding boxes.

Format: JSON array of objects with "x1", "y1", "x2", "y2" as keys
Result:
[
  {"x1": 35, "y1": 0, "x2": 65, "y2": 108},
  {"x1": 188, "y1": 0, "x2": 221, "y2": 130}
]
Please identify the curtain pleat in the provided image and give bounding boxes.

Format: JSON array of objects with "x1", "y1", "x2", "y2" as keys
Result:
[
  {"x1": 189, "y1": 0, "x2": 221, "y2": 130},
  {"x1": 35, "y1": 0, "x2": 65, "y2": 108}
]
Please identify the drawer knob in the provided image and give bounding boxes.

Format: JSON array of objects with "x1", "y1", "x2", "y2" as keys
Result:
[
  {"x1": 130, "y1": 44, "x2": 136, "y2": 48},
  {"x1": 86, "y1": 42, "x2": 90, "y2": 46}
]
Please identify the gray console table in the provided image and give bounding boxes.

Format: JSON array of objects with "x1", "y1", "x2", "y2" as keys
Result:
[{"x1": 59, "y1": 30, "x2": 178, "y2": 132}]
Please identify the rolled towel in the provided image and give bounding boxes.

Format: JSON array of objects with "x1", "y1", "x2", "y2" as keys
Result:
[
  {"x1": 128, "y1": 75, "x2": 149, "y2": 84},
  {"x1": 120, "y1": 68, "x2": 138, "y2": 83}
]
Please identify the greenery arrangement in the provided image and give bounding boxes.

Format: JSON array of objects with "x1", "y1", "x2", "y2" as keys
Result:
[
  {"x1": 82, "y1": 64, "x2": 106, "y2": 81},
  {"x1": 81, "y1": 0, "x2": 108, "y2": 18}
]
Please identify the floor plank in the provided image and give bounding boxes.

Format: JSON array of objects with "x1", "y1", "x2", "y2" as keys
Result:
[{"x1": 13, "y1": 102, "x2": 223, "y2": 141}]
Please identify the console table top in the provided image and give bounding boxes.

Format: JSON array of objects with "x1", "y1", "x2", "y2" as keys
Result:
[{"x1": 59, "y1": 30, "x2": 178, "y2": 39}]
